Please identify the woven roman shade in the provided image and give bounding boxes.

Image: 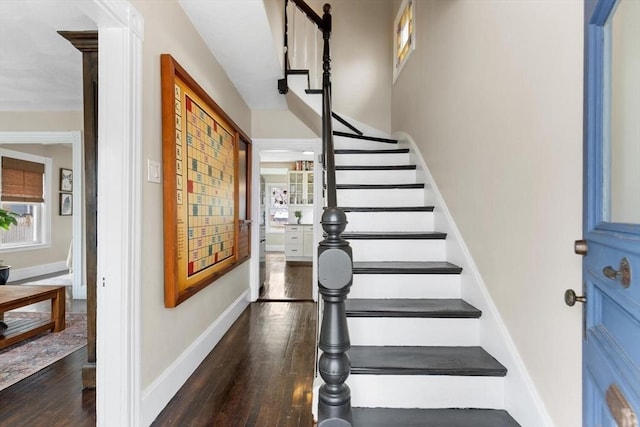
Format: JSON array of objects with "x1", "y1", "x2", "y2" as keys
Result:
[{"x1": 1, "y1": 156, "x2": 45, "y2": 203}]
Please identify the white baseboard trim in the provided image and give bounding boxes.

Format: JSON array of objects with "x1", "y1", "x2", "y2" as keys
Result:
[
  {"x1": 266, "y1": 245, "x2": 284, "y2": 252},
  {"x1": 7, "y1": 261, "x2": 68, "y2": 282},
  {"x1": 393, "y1": 132, "x2": 554, "y2": 427},
  {"x1": 140, "y1": 290, "x2": 250, "y2": 426}
]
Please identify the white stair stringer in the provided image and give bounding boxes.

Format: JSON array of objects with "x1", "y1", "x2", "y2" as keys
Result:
[{"x1": 347, "y1": 375, "x2": 505, "y2": 409}]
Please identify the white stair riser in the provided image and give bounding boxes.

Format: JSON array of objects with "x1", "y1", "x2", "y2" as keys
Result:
[
  {"x1": 336, "y1": 169, "x2": 416, "y2": 185},
  {"x1": 348, "y1": 239, "x2": 446, "y2": 262},
  {"x1": 335, "y1": 153, "x2": 410, "y2": 166},
  {"x1": 348, "y1": 318, "x2": 479, "y2": 346},
  {"x1": 345, "y1": 211, "x2": 434, "y2": 232},
  {"x1": 350, "y1": 274, "x2": 461, "y2": 299},
  {"x1": 334, "y1": 136, "x2": 398, "y2": 151},
  {"x1": 337, "y1": 188, "x2": 424, "y2": 207},
  {"x1": 347, "y1": 375, "x2": 505, "y2": 409}
]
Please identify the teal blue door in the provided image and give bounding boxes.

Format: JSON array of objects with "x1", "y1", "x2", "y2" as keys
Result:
[{"x1": 579, "y1": 0, "x2": 640, "y2": 425}]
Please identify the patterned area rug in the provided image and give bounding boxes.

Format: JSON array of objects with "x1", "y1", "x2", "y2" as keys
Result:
[{"x1": 0, "y1": 312, "x2": 86, "y2": 391}]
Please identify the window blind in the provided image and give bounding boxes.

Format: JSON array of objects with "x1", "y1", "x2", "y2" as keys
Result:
[{"x1": 1, "y1": 156, "x2": 45, "y2": 203}]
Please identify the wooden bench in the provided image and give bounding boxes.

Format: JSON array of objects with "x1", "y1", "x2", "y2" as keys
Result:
[{"x1": 0, "y1": 285, "x2": 66, "y2": 350}]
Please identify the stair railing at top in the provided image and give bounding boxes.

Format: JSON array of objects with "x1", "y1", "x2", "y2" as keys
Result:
[{"x1": 279, "y1": 1, "x2": 353, "y2": 426}]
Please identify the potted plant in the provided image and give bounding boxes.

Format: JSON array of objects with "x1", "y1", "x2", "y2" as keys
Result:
[
  {"x1": 0, "y1": 208, "x2": 18, "y2": 286},
  {"x1": 294, "y1": 210, "x2": 303, "y2": 224}
]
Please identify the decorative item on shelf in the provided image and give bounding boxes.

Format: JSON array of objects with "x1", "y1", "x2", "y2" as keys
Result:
[{"x1": 294, "y1": 210, "x2": 303, "y2": 224}]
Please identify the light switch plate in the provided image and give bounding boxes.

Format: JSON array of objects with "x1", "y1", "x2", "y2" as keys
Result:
[{"x1": 147, "y1": 159, "x2": 161, "y2": 183}]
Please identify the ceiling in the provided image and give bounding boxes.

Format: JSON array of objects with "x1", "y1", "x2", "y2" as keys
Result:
[
  {"x1": 0, "y1": 1, "x2": 283, "y2": 112},
  {"x1": 0, "y1": 1, "x2": 95, "y2": 111}
]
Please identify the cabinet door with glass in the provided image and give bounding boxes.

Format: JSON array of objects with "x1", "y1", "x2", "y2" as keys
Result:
[{"x1": 288, "y1": 171, "x2": 313, "y2": 205}]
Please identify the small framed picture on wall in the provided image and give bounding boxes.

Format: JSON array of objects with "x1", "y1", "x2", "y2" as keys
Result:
[
  {"x1": 60, "y1": 168, "x2": 73, "y2": 192},
  {"x1": 60, "y1": 193, "x2": 72, "y2": 216}
]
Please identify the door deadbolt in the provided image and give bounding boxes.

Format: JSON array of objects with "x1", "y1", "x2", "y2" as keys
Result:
[
  {"x1": 574, "y1": 239, "x2": 588, "y2": 256},
  {"x1": 565, "y1": 289, "x2": 587, "y2": 306}
]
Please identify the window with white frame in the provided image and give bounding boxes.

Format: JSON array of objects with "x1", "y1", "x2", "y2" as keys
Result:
[
  {"x1": 0, "y1": 149, "x2": 52, "y2": 250},
  {"x1": 393, "y1": 0, "x2": 416, "y2": 83}
]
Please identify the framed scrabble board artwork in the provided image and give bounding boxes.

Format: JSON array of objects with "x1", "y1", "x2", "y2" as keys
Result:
[{"x1": 161, "y1": 54, "x2": 252, "y2": 307}]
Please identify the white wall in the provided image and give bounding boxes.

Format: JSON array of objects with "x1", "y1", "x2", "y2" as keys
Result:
[
  {"x1": 391, "y1": 1, "x2": 583, "y2": 426},
  {"x1": 130, "y1": 0, "x2": 252, "y2": 391},
  {"x1": 304, "y1": 0, "x2": 392, "y2": 133}
]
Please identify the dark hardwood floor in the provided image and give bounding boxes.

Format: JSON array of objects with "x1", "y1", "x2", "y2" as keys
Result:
[
  {"x1": 0, "y1": 262, "x2": 316, "y2": 426},
  {"x1": 152, "y1": 302, "x2": 317, "y2": 426},
  {"x1": 259, "y1": 253, "x2": 313, "y2": 301},
  {"x1": 0, "y1": 347, "x2": 96, "y2": 426}
]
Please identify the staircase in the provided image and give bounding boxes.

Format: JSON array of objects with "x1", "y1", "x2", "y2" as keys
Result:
[
  {"x1": 278, "y1": 2, "x2": 526, "y2": 424},
  {"x1": 332, "y1": 130, "x2": 521, "y2": 426}
]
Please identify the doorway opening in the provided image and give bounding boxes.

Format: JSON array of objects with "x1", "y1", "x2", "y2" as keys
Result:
[{"x1": 251, "y1": 140, "x2": 321, "y2": 303}]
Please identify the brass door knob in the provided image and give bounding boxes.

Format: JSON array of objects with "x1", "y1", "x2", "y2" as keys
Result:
[
  {"x1": 565, "y1": 289, "x2": 587, "y2": 306},
  {"x1": 574, "y1": 239, "x2": 588, "y2": 255}
]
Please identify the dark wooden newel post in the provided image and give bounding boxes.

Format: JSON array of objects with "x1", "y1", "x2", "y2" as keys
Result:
[
  {"x1": 58, "y1": 31, "x2": 98, "y2": 389},
  {"x1": 317, "y1": 207, "x2": 353, "y2": 426}
]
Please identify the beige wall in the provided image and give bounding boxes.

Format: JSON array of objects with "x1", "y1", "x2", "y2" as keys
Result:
[
  {"x1": 304, "y1": 0, "x2": 392, "y2": 133},
  {"x1": 263, "y1": 0, "x2": 285, "y2": 73},
  {"x1": 131, "y1": 0, "x2": 253, "y2": 389},
  {"x1": 0, "y1": 111, "x2": 83, "y2": 132},
  {"x1": 391, "y1": 1, "x2": 583, "y2": 426},
  {"x1": 252, "y1": 109, "x2": 316, "y2": 138},
  {"x1": 0, "y1": 143, "x2": 73, "y2": 270}
]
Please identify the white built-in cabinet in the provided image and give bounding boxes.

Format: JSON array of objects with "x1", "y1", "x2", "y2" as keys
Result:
[
  {"x1": 288, "y1": 171, "x2": 314, "y2": 205},
  {"x1": 284, "y1": 224, "x2": 313, "y2": 262}
]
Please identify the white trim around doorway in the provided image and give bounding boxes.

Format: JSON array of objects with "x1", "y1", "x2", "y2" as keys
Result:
[{"x1": 251, "y1": 138, "x2": 322, "y2": 303}]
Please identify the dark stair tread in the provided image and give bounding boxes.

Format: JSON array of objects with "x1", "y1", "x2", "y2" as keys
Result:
[
  {"x1": 349, "y1": 346, "x2": 507, "y2": 377},
  {"x1": 335, "y1": 148, "x2": 409, "y2": 155},
  {"x1": 336, "y1": 165, "x2": 416, "y2": 171},
  {"x1": 286, "y1": 69, "x2": 309, "y2": 75},
  {"x1": 353, "y1": 261, "x2": 462, "y2": 275},
  {"x1": 346, "y1": 299, "x2": 481, "y2": 318},
  {"x1": 336, "y1": 183, "x2": 424, "y2": 190},
  {"x1": 333, "y1": 131, "x2": 398, "y2": 144},
  {"x1": 342, "y1": 232, "x2": 446, "y2": 240},
  {"x1": 305, "y1": 88, "x2": 322, "y2": 94},
  {"x1": 340, "y1": 206, "x2": 435, "y2": 212},
  {"x1": 352, "y1": 408, "x2": 521, "y2": 427}
]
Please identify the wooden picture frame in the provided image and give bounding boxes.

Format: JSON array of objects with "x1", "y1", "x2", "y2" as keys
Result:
[
  {"x1": 59, "y1": 193, "x2": 72, "y2": 216},
  {"x1": 60, "y1": 168, "x2": 73, "y2": 192},
  {"x1": 161, "y1": 54, "x2": 252, "y2": 307}
]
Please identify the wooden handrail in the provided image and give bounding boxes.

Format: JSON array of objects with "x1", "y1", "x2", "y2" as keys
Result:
[{"x1": 291, "y1": 0, "x2": 327, "y2": 31}]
